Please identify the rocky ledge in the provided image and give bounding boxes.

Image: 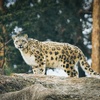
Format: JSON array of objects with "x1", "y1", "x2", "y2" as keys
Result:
[{"x1": 0, "y1": 74, "x2": 100, "y2": 100}]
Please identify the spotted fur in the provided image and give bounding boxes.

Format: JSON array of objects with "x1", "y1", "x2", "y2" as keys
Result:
[{"x1": 12, "y1": 34, "x2": 100, "y2": 78}]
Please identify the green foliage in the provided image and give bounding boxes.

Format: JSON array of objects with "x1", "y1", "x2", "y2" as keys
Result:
[
  {"x1": 4, "y1": 66, "x2": 13, "y2": 75},
  {"x1": 1, "y1": 0, "x2": 82, "y2": 42}
]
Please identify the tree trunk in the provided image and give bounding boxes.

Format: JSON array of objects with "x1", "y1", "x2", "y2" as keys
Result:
[
  {"x1": 0, "y1": 41, "x2": 5, "y2": 74},
  {"x1": 92, "y1": 0, "x2": 100, "y2": 73},
  {"x1": 0, "y1": 25, "x2": 6, "y2": 74},
  {"x1": 0, "y1": 0, "x2": 6, "y2": 13},
  {"x1": 0, "y1": 0, "x2": 6, "y2": 75}
]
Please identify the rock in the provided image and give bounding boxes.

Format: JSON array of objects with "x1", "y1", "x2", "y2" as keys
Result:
[{"x1": 0, "y1": 74, "x2": 100, "y2": 100}]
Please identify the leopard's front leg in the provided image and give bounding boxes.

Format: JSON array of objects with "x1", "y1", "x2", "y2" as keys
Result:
[
  {"x1": 32, "y1": 66, "x2": 46, "y2": 75},
  {"x1": 32, "y1": 51, "x2": 46, "y2": 75}
]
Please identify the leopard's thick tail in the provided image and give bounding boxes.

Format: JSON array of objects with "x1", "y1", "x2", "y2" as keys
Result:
[{"x1": 78, "y1": 51, "x2": 100, "y2": 79}]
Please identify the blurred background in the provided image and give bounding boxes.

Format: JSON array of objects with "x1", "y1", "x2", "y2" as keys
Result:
[{"x1": 0, "y1": 0, "x2": 93, "y2": 76}]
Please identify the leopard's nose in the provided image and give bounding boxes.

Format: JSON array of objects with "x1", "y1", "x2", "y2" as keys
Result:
[{"x1": 19, "y1": 44, "x2": 22, "y2": 48}]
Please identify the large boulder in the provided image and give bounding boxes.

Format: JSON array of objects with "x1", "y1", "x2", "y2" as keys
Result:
[{"x1": 0, "y1": 74, "x2": 100, "y2": 100}]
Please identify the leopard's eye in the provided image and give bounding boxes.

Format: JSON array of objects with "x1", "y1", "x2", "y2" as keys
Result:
[
  {"x1": 22, "y1": 40, "x2": 25, "y2": 42},
  {"x1": 15, "y1": 41, "x2": 18, "y2": 43},
  {"x1": 22, "y1": 40, "x2": 26, "y2": 43}
]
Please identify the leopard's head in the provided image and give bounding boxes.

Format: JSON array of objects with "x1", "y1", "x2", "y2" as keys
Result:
[{"x1": 12, "y1": 34, "x2": 28, "y2": 51}]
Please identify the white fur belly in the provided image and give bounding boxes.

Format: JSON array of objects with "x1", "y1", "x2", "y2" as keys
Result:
[{"x1": 20, "y1": 51, "x2": 38, "y2": 66}]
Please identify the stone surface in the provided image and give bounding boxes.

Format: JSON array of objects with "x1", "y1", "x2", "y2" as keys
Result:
[{"x1": 0, "y1": 74, "x2": 100, "y2": 100}]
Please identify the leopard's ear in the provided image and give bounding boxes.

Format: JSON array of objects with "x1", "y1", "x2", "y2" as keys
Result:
[
  {"x1": 24, "y1": 34, "x2": 28, "y2": 39},
  {"x1": 12, "y1": 35, "x2": 17, "y2": 40}
]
